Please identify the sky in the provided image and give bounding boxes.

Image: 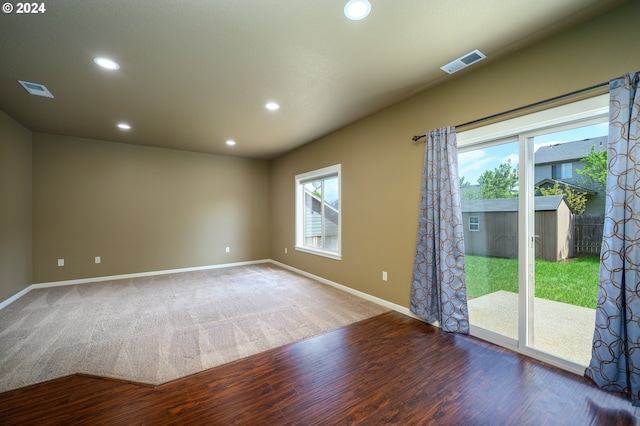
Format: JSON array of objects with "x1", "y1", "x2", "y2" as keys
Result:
[{"x1": 458, "y1": 122, "x2": 608, "y2": 185}]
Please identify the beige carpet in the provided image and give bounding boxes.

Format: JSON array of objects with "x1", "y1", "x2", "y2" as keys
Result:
[{"x1": 0, "y1": 263, "x2": 389, "y2": 393}]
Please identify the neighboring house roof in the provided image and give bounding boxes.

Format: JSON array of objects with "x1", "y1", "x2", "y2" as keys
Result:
[
  {"x1": 535, "y1": 178, "x2": 597, "y2": 195},
  {"x1": 305, "y1": 190, "x2": 339, "y2": 218},
  {"x1": 462, "y1": 195, "x2": 566, "y2": 213},
  {"x1": 304, "y1": 190, "x2": 339, "y2": 237},
  {"x1": 534, "y1": 136, "x2": 607, "y2": 165}
]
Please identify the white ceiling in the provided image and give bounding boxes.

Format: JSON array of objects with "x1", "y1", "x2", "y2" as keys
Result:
[{"x1": 0, "y1": 0, "x2": 626, "y2": 159}]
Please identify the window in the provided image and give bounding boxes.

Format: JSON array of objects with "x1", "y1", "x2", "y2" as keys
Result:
[
  {"x1": 552, "y1": 163, "x2": 573, "y2": 179},
  {"x1": 295, "y1": 164, "x2": 341, "y2": 259},
  {"x1": 469, "y1": 216, "x2": 480, "y2": 231}
]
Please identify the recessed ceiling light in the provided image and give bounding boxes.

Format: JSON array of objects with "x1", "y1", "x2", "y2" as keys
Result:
[
  {"x1": 226, "y1": 140, "x2": 236, "y2": 146},
  {"x1": 265, "y1": 102, "x2": 280, "y2": 111},
  {"x1": 117, "y1": 123, "x2": 131, "y2": 130},
  {"x1": 94, "y1": 57, "x2": 120, "y2": 70},
  {"x1": 344, "y1": 0, "x2": 371, "y2": 20}
]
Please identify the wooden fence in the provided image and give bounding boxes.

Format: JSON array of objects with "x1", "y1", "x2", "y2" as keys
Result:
[{"x1": 574, "y1": 214, "x2": 605, "y2": 256}]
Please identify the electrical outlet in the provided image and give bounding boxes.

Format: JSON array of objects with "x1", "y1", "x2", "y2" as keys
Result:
[
  {"x1": 95, "y1": 256, "x2": 101, "y2": 264},
  {"x1": 382, "y1": 271, "x2": 388, "y2": 281},
  {"x1": 58, "y1": 259, "x2": 64, "y2": 267},
  {"x1": 284, "y1": 248, "x2": 288, "y2": 254},
  {"x1": 225, "y1": 246, "x2": 230, "y2": 253}
]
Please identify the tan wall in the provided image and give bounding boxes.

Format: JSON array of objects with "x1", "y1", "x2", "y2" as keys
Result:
[
  {"x1": 33, "y1": 133, "x2": 270, "y2": 283},
  {"x1": 269, "y1": 1, "x2": 640, "y2": 307},
  {"x1": 0, "y1": 110, "x2": 32, "y2": 301}
]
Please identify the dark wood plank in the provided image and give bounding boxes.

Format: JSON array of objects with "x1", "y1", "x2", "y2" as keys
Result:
[{"x1": 0, "y1": 311, "x2": 638, "y2": 425}]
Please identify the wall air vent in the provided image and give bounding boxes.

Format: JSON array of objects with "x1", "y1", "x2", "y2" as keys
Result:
[
  {"x1": 18, "y1": 80, "x2": 54, "y2": 98},
  {"x1": 440, "y1": 49, "x2": 486, "y2": 74}
]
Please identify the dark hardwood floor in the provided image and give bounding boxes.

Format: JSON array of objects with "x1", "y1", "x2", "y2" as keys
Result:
[{"x1": 0, "y1": 311, "x2": 637, "y2": 425}]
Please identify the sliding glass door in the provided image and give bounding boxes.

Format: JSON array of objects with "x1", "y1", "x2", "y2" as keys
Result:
[
  {"x1": 526, "y1": 123, "x2": 606, "y2": 366},
  {"x1": 457, "y1": 95, "x2": 608, "y2": 373},
  {"x1": 459, "y1": 140, "x2": 520, "y2": 346}
]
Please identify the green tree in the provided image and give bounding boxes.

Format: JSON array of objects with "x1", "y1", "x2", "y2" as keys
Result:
[
  {"x1": 537, "y1": 181, "x2": 587, "y2": 214},
  {"x1": 576, "y1": 146, "x2": 607, "y2": 190},
  {"x1": 477, "y1": 159, "x2": 519, "y2": 199}
]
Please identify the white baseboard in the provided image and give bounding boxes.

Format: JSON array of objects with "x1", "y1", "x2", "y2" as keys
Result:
[
  {"x1": 0, "y1": 259, "x2": 270, "y2": 310},
  {"x1": 30, "y1": 259, "x2": 270, "y2": 289},
  {"x1": 2, "y1": 258, "x2": 427, "y2": 327},
  {"x1": 0, "y1": 286, "x2": 32, "y2": 311},
  {"x1": 269, "y1": 260, "x2": 424, "y2": 322}
]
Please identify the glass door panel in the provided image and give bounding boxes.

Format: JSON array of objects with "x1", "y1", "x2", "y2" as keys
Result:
[
  {"x1": 459, "y1": 140, "x2": 520, "y2": 341},
  {"x1": 527, "y1": 123, "x2": 607, "y2": 365}
]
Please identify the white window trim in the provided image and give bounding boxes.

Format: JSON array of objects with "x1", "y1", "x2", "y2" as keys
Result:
[
  {"x1": 295, "y1": 164, "x2": 342, "y2": 260},
  {"x1": 457, "y1": 94, "x2": 608, "y2": 148},
  {"x1": 469, "y1": 216, "x2": 480, "y2": 231}
]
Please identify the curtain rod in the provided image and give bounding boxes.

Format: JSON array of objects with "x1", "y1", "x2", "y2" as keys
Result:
[{"x1": 411, "y1": 81, "x2": 609, "y2": 142}]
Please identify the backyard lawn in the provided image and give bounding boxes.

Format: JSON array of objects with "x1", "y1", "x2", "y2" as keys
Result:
[{"x1": 465, "y1": 255, "x2": 600, "y2": 309}]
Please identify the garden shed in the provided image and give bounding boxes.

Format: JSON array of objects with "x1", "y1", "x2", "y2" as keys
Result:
[{"x1": 461, "y1": 195, "x2": 574, "y2": 261}]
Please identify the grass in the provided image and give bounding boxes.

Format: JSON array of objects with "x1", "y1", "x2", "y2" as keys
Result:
[{"x1": 465, "y1": 255, "x2": 600, "y2": 309}]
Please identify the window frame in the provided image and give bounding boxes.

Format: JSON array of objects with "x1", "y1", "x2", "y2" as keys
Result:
[
  {"x1": 457, "y1": 94, "x2": 608, "y2": 149},
  {"x1": 295, "y1": 164, "x2": 342, "y2": 260},
  {"x1": 468, "y1": 216, "x2": 480, "y2": 231},
  {"x1": 552, "y1": 162, "x2": 573, "y2": 180}
]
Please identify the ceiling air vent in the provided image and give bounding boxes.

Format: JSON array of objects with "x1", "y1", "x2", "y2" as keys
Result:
[
  {"x1": 440, "y1": 49, "x2": 486, "y2": 74},
  {"x1": 18, "y1": 80, "x2": 54, "y2": 98}
]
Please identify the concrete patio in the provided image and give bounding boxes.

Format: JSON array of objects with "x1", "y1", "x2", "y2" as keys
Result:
[{"x1": 467, "y1": 290, "x2": 596, "y2": 366}]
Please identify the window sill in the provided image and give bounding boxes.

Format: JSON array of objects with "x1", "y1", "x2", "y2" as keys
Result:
[{"x1": 295, "y1": 246, "x2": 342, "y2": 261}]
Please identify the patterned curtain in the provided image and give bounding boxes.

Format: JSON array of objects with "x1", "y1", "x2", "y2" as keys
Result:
[
  {"x1": 410, "y1": 127, "x2": 469, "y2": 333},
  {"x1": 585, "y1": 72, "x2": 640, "y2": 406}
]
